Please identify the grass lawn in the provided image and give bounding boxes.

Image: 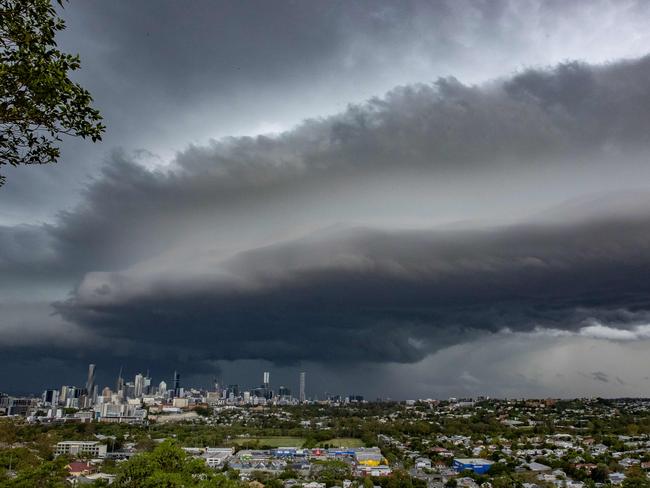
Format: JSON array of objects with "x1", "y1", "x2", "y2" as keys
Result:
[
  {"x1": 227, "y1": 436, "x2": 365, "y2": 448},
  {"x1": 228, "y1": 436, "x2": 307, "y2": 447},
  {"x1": 317, "y1": 437, "x2": 364, "y2": 448}
]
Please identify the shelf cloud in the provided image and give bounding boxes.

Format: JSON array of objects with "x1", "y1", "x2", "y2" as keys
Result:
[{"x1": 3, "y1": 1, "x2": 650, "y2": 395}]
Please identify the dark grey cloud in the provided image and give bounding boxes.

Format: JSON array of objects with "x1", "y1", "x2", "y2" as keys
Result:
[
  {"x1": 3, "y1": 0, "x2": 650, "y2": 224},
  {"x1": 17, "y1": 54, "x2": 650, "y2": 279},
  {"x1": 55, "y1": 208, "x2": 650, "y2": 368},
  {"x1": 3, "y1": 15, "x2": 650, "y2": 393}
]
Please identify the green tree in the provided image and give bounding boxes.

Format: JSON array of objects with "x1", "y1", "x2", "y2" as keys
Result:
[
  {"x1": 590, "y1": 464, "x2": 609, "y2": 483},
  {"x1": 0, "y1": 0, "x2": 104, "y2": 186},
  {"x1": 622, "y1": 467, "x2": 650, "y2": 488},
  {"x1": 113, "y1": 440, "x2": 242, "y2": 488},
  {"x1": 0, "y1": 455, "x2": 69, "y2": 487},
  {"x1": 312, "y1": 459, "x2": 352, "y2": 487}
]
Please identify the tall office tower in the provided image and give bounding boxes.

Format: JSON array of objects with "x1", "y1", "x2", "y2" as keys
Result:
[
  {"x1": 42, "y1": 389, "x2": 59, "y2": 405},
  {"x1": 134, "y1": 373, "x2": 144, "y2": 397},
  {"x1": 173, "y1": 371, "x2": 181, "y2": 397},
  {"x1": 159, "y1": 380, "x2": 167, "y2": 396},
  {"x1": 85, "y1": 364, "x2": 96, "y2": 402},
  {"x1": 125, "y1": 382, "x2": 135, "y2": 399},
  {"x1": 102, "y1": 387, "x2": 112, "y2": 401},
  {"x1": 263, "y1": 371, "x2": 270, "y2": 387},
  {"x1": 60, "y1": 385, "x2": 69, "y2": 405},
  {"x1": 92, "y1": 385, "x2": 98, "y2": 404},
  {"x1": 143, "y1": 375, "x2": 151, "y2": 395},
  {"x1": 227, "y1": 384, "x2": 239, "y2": 398},
  {"x1": 299, "y1": 372, "x2": 306, "y2": 403},
  {"x1": 116, "y1": 366, "x2": 124, "y2": 396}
]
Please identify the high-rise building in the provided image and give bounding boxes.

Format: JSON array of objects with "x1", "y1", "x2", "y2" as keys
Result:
[
  {"x1": 134, "y1": 373, "x2": 144, "y2": 398},
  {"x1": 43, "y1": 389, "x2": 59, "y2": 405},
  {"x1": 158, "y1": 380, "x2": 167, "y2": 396},
  {"x1": 86, "y1": 364, "x2": 96, "y2": 403},
  {"x1": 125, "y1": 382, "x2": 135, "y2": 399},
  {"x1": 263, "y1": 371, "x2": 270, "y2": 387},
  {"x1": 299, "y1": 372, "x2": 306, "y2": 403},
  {"x1": 226, "y1": 384, "x2": 239, "y2": 398},
  {"x1": 143, "y1": 375, "x2": 151, "y2": 395},
  {"x1": 173, "y1": 371, "x2": 181, "y2": 397},
  {"x1": 60, "y1": 385, "x2": 69, "y2": 405},
  {"x1": 102, "y1": 387, "x2": 112, "y2": 401},
  {"x1": 116, "y1": 366, "x2": 124, "y2": 397}
]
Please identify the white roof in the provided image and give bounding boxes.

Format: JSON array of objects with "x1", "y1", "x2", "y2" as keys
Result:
[{"x1": 454, "y1": 458, "x2": 494, "y2": 465}]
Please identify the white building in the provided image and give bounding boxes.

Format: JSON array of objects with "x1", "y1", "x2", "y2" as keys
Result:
[
  {"x1": 203, "y1": 447, "x2": 235, "y2": 468},
  {"x1": 55, "y1": 441, "x2": 107, "y2": 458}
]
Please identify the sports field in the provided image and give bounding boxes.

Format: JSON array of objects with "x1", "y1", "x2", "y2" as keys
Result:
[
  {"x1": 228, "y1": 436, "x2": 364, "y2": 448},
  {"x1": 317, "y1": 437, "x2": 364, "y2": 447},
  {"x1": 228, "y1": 436, "x2": 306, "y2": 447}
]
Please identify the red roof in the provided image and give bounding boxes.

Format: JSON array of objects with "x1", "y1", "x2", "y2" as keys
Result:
[{"x1": 67, "y1": 462, "x2": 94, "y2": 474}]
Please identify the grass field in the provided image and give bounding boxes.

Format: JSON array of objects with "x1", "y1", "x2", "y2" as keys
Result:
[
  {"x1": 316, "y1": 438, "x2": 365, "y2": 448},
  {"x1": 227, "y1": 436, "x2": 365, "y2": 448},
  {"x1": 228, "y1": 436, "x2": 307, "y2": 447}
]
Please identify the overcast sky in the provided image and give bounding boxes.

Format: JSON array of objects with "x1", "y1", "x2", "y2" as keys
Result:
[{"x1": 2, "y1": 0, "x2": 650, "y2": 398}]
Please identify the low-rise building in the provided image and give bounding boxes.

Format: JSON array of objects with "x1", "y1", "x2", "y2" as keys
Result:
[
  {"x1": 452, "y1": 458, "x2": 494, "y2": 475},
  {"x1": 55, "y1": 441, "x2": 107, "y2": 458}
]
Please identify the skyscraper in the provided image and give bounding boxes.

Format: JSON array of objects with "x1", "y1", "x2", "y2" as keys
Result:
[
  {"x1": 102, "y1": 387, "x2": 112, "y2": 401},
  {"x1": 263, "y1": 371, "x2": 270, "y2": 387},
  {"x1": 116, "y1": 366, "x2": 124, "y2": 396},
  {"x1": 85, "y1": 364, "x2": 96, "y2": 400},
  {"x1": 299, "y1": 371, "x2": 306, "y2": 403},
  {"x1": 42, "y1": 389, "x2": 59, "y2": 406},
  {"x1": 134, "y1": 373, "x2": 144, "y2": 398},
  {"x1": 173, "y1": 371, "x2": 181, "y2": 397}
]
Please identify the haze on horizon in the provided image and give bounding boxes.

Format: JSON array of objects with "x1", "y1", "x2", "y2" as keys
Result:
[{"x1": 2, "y1": 0, "x2": 650, "y2": 399}]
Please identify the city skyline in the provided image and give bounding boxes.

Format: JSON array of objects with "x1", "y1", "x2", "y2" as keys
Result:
[
  {"x1": 3, "y1": 1, "x2": 650, "y2": 398},
  {"x1": 14, "y1": 360, "x2": 650, "y2": 403},
  {"x1": 19, "y1": 363, "x2": 316, "y2": 398}
]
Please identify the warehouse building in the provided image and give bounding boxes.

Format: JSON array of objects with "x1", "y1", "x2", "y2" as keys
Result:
[{"x1": 452, "y1": 458, "x2": 494, "y2": 474}]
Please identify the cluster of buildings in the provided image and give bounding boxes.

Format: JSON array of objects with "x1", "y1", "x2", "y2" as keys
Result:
[
  {"x1": 7, "y1": 397, "x2": 650, "y2": 487},
  {"x1": 376, "y1": 398, "x2": 650, "y2": 488},
  {"x1": 2, "y1": 364, "x2": 374, "y2": 421},
  {"x1": 0, "y1": 364, "x2": 312, "y2": 422},
  {"x1": 177, "y1": 446, "x2": 391, "y2": 478}
]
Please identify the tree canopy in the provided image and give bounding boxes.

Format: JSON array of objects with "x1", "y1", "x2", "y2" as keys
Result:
[
  {"x1": 0, "y1": 0, "x2": 104, "y2": 186},
  {"x1": 114, "y1": 440, "x2": 243, "y2": 488}
]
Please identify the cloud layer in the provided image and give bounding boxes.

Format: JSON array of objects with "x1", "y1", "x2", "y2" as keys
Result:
[
  {"x1": 4, "y1": 37, "x2": 650, "y2": 393},
  {"x1": 57, "y1": 207, "x2": 650, "y2": 366}
]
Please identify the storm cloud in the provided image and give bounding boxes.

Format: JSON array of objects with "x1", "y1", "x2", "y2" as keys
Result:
[
  {"x1": 56, "y1": 207, "x2": 650, "y2": 366},
  {"x1": 3, "y1": 1, "x2": 650, "y2": 396},
  {"x1": 21, "y1": 54, "x2": 650, "y2": 279}
]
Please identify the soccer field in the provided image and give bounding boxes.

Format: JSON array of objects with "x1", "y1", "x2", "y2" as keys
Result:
[
  {"x1": 228, "y1": 436, "x2": 365, "y2": 448},
  {"x1": 229, "y1": 436, "x2": 307, "y2": 447},
  {"x1": 317, "y1": 437, "x2": 364, "y2": 447}
]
